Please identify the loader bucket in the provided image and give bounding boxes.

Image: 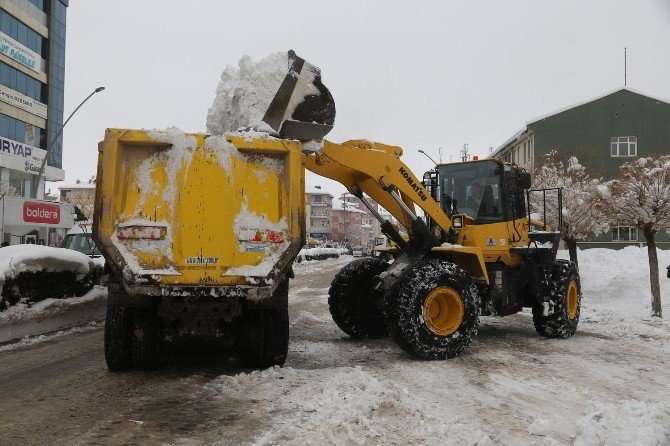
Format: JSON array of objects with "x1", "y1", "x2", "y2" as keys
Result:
[{"x1": 262, "y1": 50, "x2": 336, "y2": 141}]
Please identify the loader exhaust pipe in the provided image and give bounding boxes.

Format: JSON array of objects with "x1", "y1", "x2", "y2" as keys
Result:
[{"x1": 262, "y1": 50, "x2": 336, "y2": 141}]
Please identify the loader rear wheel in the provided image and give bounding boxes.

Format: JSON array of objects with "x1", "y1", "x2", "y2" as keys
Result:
[
  {"x1": 384, "y1": 258, "x2": 480, "y2": 360},
  {"x1": 328, "y1": 257, "x2": 389, "y2": 339},
  {"x1": 104, "y1": 306, "x2": 133, "y2": 371},
  {"x1": 240, "y1": 281, "x2": 289, "y2": 368},
  {"x1": 533, "y1": 260, "x2": 581, "y2": 338}
]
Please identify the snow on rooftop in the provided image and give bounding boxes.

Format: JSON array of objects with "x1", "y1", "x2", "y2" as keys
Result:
[
  {"x1": 491, "y1": 87, "x2": 670, "y2": 158},
  {"x1": 332, "y1": 199, "x2": 366, "y2": 213},
  {"x1": 305, "y1": 186, "x2": 333, "y2": 196},
  {"x1": 57, "y1": 182, "x2": 96, "y2": 190}
]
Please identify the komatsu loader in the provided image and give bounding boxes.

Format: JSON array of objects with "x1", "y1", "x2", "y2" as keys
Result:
[{"x1": 94, "y1": 51, "x2": 581, "y2": 370}]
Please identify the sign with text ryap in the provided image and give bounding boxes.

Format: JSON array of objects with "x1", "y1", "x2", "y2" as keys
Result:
[
  {"x1": 0, "y1": 83, "x2": 47, "y2": 119},
  {"x1": 0, "y1": 135, "x2": 46, "y2": 175},
  {"x1": 0, "y1": 32, "x2": 42, "y2": 74}
]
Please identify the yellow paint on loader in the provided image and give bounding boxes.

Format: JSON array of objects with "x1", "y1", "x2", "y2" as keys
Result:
[{"x1": 94, "y1": 129, "x2": 305, "y2": 289}]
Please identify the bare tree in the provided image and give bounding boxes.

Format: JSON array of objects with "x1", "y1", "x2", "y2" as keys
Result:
[
  {"x1": 532, "y1": 151, "x2": 609, "y2": 267},
  {"x1": 601, "y1": 156, "x2": 670, "y2": 318},
  {"x1": 0, "y1": 180, "x2": 19, "y2": 199}
]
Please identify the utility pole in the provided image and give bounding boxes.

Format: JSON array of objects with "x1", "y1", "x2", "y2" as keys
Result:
[
  {"x1": 438, "y1": 147, "x2": 444, "y2": 163},
  {"x1": 460, "y1": 143, "x2": 470, "y2": 162},
  {"x1": 624, "y1": 46, "x2": 627, "y2": 86}
]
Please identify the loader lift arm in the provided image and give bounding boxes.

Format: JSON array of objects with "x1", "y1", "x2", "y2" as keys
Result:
[{"x1": 303, "y1": 139, "x2": 453, "y2": 240}]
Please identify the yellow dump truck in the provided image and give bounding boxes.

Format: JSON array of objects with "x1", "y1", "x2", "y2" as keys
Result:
[{"x1": 93, "y1": 129, "x2": 305, "y2": 369}]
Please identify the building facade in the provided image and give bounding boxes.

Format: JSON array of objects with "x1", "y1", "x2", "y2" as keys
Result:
[
  {"x1": 305, "y1": 186, "x2": 332, "y2": 241},
  {"x1": 0, "y1": 0, "x2": 70, "y2": 245},
  {"x1": 332, "y1": 198, "x2": 369, "y2": 247},
  {"x1": 491, "y1": 88, "x2": 670, "y2": 248}
]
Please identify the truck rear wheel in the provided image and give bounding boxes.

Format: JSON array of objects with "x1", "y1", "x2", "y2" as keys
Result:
[
  {"x1": 131, "y1": 306, "x2": 161, "y2": 368},
  {"x1": 328, "y1": 257, "x2": 389, "y2": 339},
  {"x1": 533, "y1": 260, "x2": 581, "y2": 338},
  {"x1": 104, "y1": 306, "x2": 132, "y2": 371},
  {"x1": 240, "y1": 281, "x2": 289, "y2": 368},
  {"x1": 384, "y1": 258, "x2": 480, "y2": 360}
]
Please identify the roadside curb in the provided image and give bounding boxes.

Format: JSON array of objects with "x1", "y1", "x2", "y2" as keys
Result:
[{"x1": 0, "y1": 288, "x2": 107, "y2": 344}]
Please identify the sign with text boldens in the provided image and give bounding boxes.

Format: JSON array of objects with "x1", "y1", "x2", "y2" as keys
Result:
[
  {"x1": 0, "y1": 32, "x2": 43, "y2": 74},
  {"x1": 2, "y1": 196, "x2": 74, "y2": 229},
  {"x1": 0, "y1": 83, "x2": 47, "y2": 119}
]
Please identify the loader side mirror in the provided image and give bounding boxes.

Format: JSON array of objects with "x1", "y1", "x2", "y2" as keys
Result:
[{"x1": 518, "y1": 172, "x2": 531, "y2": 190}]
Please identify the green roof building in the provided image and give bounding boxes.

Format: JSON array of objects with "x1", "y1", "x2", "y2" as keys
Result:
[{"x1": 491, "y1": 88, "x2": 670, "y2": 249}]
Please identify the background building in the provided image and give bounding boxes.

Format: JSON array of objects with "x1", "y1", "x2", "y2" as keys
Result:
[
  {"x1": 491, "y1": 88, "x2": 670, "y2": 248},
  {"x1": 0, "y1": 0, "x2": 70, "y2": 245},
  {"x1": 305, "y1": 186, "x2": 332, "y2": 242},
  {"x1": 58, "y1": 177, "x2": 95, "y2": 218},
  {"x1": 332, "y1": 197, "x2": 369, "y2": 247}
]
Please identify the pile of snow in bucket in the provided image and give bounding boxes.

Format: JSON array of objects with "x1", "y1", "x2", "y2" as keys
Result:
[{"x1": 206, "y1": 52, "x2": 290, "y2": 135}]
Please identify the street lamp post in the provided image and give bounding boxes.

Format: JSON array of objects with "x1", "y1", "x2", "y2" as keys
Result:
[{"x1": 32, "y1": 86, "x2": 105, "y2": 198}]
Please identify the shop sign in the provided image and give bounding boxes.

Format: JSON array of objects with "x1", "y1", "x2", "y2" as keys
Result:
[
  {"x1": 23, "y1": 201, "x2": 60, "y2": 224},
  {"x1": 0, "y1": 84, "x2": 48, "y2": 119},
  {"x1": 2, "y1": 196, "x2": 74, "y2": 229},
  {"x1": 0, "y1": 32, "x2": 41, "y2": 73},
  {"x1": 0, "y1": 135, "x2": 45, "y2": 175}
]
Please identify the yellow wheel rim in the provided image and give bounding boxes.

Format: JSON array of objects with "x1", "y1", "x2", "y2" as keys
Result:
[
  {"x1": 567, "y1": 280, "x2": 578, "y2": 319},
  {"x1": 422, "y1": 286, "x2": 464, "y2": 336}
]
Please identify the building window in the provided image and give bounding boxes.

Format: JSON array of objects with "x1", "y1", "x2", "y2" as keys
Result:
[
  {"x1": 87, "y1": 190, "x2": 93, "y2": 199},
  {"x1": 612, "y1": 225, "x2": 638, "y2": 242},
  {"x1": 610, "y1": 136, "x2": 637, "y2": 157}
]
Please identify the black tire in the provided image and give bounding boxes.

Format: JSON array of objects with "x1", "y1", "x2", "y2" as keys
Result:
[
  {"x1": 240, "y1": 281, "x2": 289, "y2": 368},
  {"x1": 131, "y1": 306, "x2": 161, "y2": 369},
  {"x1": 384, "y1": 258, "x2": 480, "y2": 360},
  {"x1": 104, "y1": 306, "x2": 133, "y2": 371},
  {"x1": 533, "y1": 260, "x2": 581, "y2": 338},
  {"x1": 328, "y1": 257, "x2": 389, "y2": 339}
]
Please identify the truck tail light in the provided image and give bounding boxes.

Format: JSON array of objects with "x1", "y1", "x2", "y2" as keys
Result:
[{"x1": 117, "y1": 225, "x2": 167, "y2": 240}]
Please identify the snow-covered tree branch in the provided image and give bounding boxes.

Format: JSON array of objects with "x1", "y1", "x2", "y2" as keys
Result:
[
  {"x1": 531, "y1": 151, "x2": 609, "y2": 267},
  {"x1": 600, "y1": 155, "x2": 670, "y2": 318}
]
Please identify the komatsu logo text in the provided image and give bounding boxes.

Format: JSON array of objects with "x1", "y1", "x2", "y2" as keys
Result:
[{"x1": 399, "y1": 167, "x2": 427, "y2": 201}]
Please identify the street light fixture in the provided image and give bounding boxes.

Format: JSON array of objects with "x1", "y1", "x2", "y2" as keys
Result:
[
  {"x1": 32, "y1": 86, "x2": 106, "y2": 198},
  {"x1": 418, "y1": 149, "x2": 438, "y2": 166}
]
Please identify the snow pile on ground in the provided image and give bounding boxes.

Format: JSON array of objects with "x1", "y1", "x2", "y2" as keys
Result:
[
  {"x1": 296, "y1": 247, "x2": 348, "y2": 263},
  {"x1": 206, "y1": 52, "x2": 289, "y2": 135},
  {"x1": 0, "y1": 245, "x2": 97, "y2": 285},
  {"x1": 0, "y1": 285, "x2": 107, "y2": 325},
  {"x1": 558, "y1": 246, "x2": 670, "y2": 339},
  {"x1": 210, "y1": 366, "x2": 441, "y2": 445},
  {"x1": 574, "y1": 400, "x2": 670, "y2": 445}
]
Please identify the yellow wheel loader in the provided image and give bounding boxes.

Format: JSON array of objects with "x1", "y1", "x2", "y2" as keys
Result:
[{"x1": 94, "y1": 51, "x2": 581, "y2": 369}]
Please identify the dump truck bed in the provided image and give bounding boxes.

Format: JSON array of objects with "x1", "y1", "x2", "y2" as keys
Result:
[{"x1": 93, "y1": 128, "x2": 305, "y2": 300}]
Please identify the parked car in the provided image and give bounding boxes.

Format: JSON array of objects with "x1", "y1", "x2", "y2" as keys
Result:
[
  {"x1": 60, "y1": 224, "x2": 102, "y2": 258},
  {"x1": 352, "y1": 245, "x2": 364, "y2": 257}
]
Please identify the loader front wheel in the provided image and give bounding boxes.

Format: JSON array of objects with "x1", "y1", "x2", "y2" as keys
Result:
[
  {"x1": 384, "y1": 258, "x2": 480, "y2": 360},
  {"x1": 104, "y1": 306, "x2": 133, "y2": 371},
  {"x1": 328, "y1": 257, "x2": 389, "y2": 339},
  {"x1": 533, "y1": 260, "x2": 581, "y2": 338}
]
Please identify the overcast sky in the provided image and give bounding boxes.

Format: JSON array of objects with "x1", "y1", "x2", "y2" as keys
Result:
[{"x1": 54, "y1": 0, "x2": 670, "y2": 196}]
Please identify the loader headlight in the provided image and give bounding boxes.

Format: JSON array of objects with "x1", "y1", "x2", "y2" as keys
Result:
[{"x1": 452, "y1": 216, "x2": 463, "y2": 228}]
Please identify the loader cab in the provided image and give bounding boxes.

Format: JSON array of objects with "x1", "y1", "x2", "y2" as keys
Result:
[{"x1": 425, "y1": 159, "x2": 528, "y2": 226}]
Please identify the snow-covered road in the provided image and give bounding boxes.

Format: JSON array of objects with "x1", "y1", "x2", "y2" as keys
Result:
[{"x1": 0, "y1": 249, "x2": 668, "y2": 445}]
